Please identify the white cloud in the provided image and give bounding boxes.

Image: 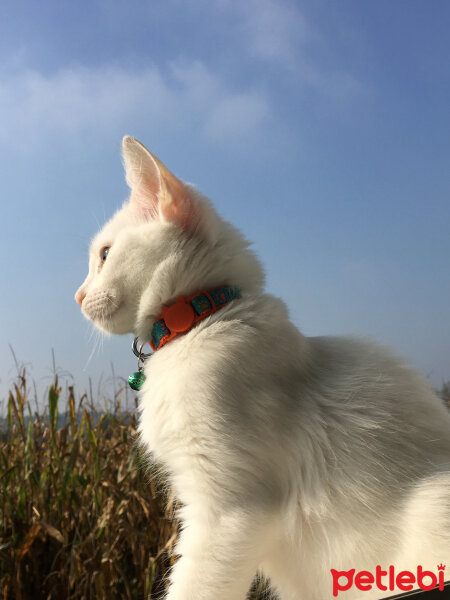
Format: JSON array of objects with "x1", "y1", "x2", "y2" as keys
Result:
[
  {"x1": 0, "y1": 66, "x2": 163, "y2": 146},
  {"x1": 169, "y1": 61, "x2": 270, "y2": 143},
  {"x1": 0, "y1": 61, "x2": 272, "y2": 152}
]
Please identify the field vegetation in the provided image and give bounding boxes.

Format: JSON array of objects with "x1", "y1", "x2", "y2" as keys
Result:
[{"x1": 0, "y1": 367, "x2": 179, "y2": 600}]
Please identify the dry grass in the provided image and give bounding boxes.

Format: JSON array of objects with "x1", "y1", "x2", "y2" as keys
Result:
[{"x1": 0, "y1": 370, "x2": 177, "y2": 600}]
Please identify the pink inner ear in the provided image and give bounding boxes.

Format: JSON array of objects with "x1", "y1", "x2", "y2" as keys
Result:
[
  {"x1": 130, "y1": 188, "x2": 160, "y2": 220},
  {"x1": 129, "y1": 164, "x2": 162, "y2": 219},
  {"x1": 160, "y1": 192, "x2": 197, "y2": 231},
  {"x1": 125, "y1": 146, "x2": 163, "y2": 220}
]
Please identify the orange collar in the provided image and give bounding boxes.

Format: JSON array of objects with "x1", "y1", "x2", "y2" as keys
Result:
[{"x1": 150, "y1": 286, "x2": 241, "y2": 351}]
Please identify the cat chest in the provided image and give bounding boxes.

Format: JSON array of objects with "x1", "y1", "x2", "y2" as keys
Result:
[{"x1": 137, "y1": 362, "x2": 218, "y2": 470}]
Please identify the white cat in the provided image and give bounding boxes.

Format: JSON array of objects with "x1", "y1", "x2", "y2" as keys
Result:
[{"x1": 75, "y1": 137, "x2": 450, "y2": 600}]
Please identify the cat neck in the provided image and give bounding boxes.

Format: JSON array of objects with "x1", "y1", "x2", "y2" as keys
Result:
[{"x1": 135, "y1": 228, "x2": 265, "y2": 342}]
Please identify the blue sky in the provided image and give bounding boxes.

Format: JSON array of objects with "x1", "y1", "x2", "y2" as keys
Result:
[{"x1": 0, "y1": 0, "x2": 449, "y2": 407}]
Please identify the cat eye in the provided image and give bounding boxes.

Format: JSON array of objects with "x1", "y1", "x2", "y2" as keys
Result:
[{"x1": 100, "y1": 246, "x2": 110, "y2": 262}]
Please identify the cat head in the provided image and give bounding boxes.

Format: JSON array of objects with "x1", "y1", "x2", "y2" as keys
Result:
[{"x1": 75, "y1": 137, "x2": 264, "y2": 340}]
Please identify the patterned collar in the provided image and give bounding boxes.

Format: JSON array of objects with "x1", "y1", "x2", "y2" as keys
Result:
[{"x1": 150, "y1": 286, "x2": 241, "y2": 351}]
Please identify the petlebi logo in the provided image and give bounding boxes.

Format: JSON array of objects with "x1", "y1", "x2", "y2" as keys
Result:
[{"x1": 330, "y1": 564, "x2": 446, "y2": 597}]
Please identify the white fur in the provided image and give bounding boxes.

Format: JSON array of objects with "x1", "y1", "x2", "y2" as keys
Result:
[{"x1": 76, "y1": 137, "x2": 450, "y2": 599}]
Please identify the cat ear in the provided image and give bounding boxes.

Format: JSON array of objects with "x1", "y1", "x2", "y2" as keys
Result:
[{"x1": 122, "y1": 136, "x2": 196, "y2": 230}]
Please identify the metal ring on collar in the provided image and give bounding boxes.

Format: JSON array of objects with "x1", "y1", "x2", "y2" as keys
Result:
[{"x1": 132, "y1": 337, "x2": 152, "y2": 360}]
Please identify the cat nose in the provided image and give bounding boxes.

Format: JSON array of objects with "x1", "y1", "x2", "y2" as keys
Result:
[{"x1": 75, "y1": 289, "x2": 86, "y2": 306}]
